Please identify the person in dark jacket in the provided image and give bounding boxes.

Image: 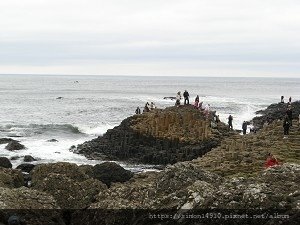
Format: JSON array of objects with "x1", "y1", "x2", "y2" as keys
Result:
[
  {"x1": 283, "y1": 115, "x2": 290, "y2": 135},
  {"x1": 280, "y1": 96, "x2": 284, "y2": 103},
  {"x1": 183, "y1": 90, "x2": 189, "y2": 105},
  {"x1": 242, "y1": 121, "x2": 247, "y2": 135},
  {"x1": 215, "y1": 115, "x2": 220, "y2": 123},
  {"x1": 228, "y1": 115, "x2": 233, "y2": 130},
  {"x1": 286, "y1": 106, "x2": 293, "y2": 126},
  {"x1": 135, "y1": 107, "x2": 141, "y2": 114}
]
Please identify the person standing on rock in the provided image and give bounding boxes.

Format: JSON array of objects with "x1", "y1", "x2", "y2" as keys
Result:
[
  {"x1": 183, "y1": 90, "x2": 189, "y2": 105},
  {"x1": 265, "y1": 153, "x2": 279, "y2": 168},
  {"x1": 176, "y1": 91, "x2": 181, "y2": 107},
  {"x1": 150, "y1": 102, "x2": 156, "y2": 110},
  {"x1": 289, "y1": 96, "x2": 292, "y2": 104},
  {"x1": 143, "y1": 103, "x2": 150, "y2": 113},
  {"x1": 281, "y1": 96, "x2": 284, "y2": 103},
  {"x1": 242, "y1": 121, "x2": 247, "y2": 135},
  {"x1": 283, "y1": 114, "x2": 290, "y2": 136},
  {"x1": 286, "y1": 105, "x2": 293, "y2": 126},
  {"x1": 204, "y1": 104, "x2": 210, "y2": 118},
  {"x1": 135, "y1": 107, "x2": 141, "y2": 114},
  {"x1": 215, "y1": 114, "x2": 220, "y2": 123},
  {"x1": 228, "y1": 115, "x2": 233, "y2": 130},
  {"x1": 194, "y1": 95, "x2": 199, "y2": 108}
]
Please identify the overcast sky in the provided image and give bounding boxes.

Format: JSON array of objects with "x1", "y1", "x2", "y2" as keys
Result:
[{"x1": 0, "y1": 0, "x2": 299, "y2": 77}]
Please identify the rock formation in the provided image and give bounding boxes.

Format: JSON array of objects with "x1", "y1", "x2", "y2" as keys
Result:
[
  {"x1": 5, "y1": 140, "x2": 25, "y2": 151},
  {"x1": 92, "y1": 162, "x2": 134, "y2": 187},
  {"x1": 76, "y1": 106, "x2": 231, "y2": 165},
  {"x1": 0, "y1": 157, "x2": 12, "y2": 168},
  {"x1": 253, "y1": 101, "x2": 300, "y2": 129}
]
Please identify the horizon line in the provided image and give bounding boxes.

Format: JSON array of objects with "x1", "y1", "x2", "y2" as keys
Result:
[{"x1": 0, "y1": 73, "x2": 299, "y2": 79}]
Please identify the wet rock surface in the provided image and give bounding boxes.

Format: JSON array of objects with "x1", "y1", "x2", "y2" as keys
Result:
[
  {"x1": 92, "y1": 162, "x2": 134, "y2": 187},
  {"x1": 32, "y1": 173, "x2": 106, "y2": 209},
  {"x1": 0, "y1": 167, "x2": 24, "y2": 188},
  {"x1": 16, "y1": 163, "x2": 36, "y2": 173},
  {"x1": 24, "y1": 155, "x2": 36, "y2": 162},
  {"x1": 0, "y1": 138, "x2": 15, "y2": 145},
  {"x1": 0, "y1": 157, "x2": 12, "y2": 168},
  {"x1": 76, "y1": 106, "x2": 232, "y2": 165},
  {"x1": 5, "y1": 140, "x2": 25, "y2": 151}
]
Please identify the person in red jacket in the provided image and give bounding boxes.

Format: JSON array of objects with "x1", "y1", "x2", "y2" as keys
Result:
[{"x1": 265, "y1": 153, "x2": 280, "y2": 168}]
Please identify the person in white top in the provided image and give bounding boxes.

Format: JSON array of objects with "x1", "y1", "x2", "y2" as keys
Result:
[{"x1": 175, "y1": 92, "x2": 181, "y2": 107}]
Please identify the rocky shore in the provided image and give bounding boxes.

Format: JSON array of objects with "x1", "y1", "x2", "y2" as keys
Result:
[
  {"x1": 0, "y1": 102, "x2": 299, "y2": 225},
  {"x1": 252, "y1": 101, "x2": 300, "y2": 130}
]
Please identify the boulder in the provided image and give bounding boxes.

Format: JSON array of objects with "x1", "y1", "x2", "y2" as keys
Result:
[
  {"x1": 24, "y1": 155, "x2": 36, "y2": 162},
  {"x1": 47, "y1": 139, "x2": 58, "y2": 142},
  {"x1": 16, "y1": 163, "x2": 36, "y2": 173},
  {"x1": 0, "y1": 186, "x2": 59, "y2": 209},
  {"x1": 10, "y1": 156, "x2": 21, "y2": 160},
  {"x1": 0, "y1": 187, "x2": 64, "y2": 225},
  {"x1": 0, "y1": 157, "x2": 12, "y2": 168},
  {"x1": 92, "y1": 162, "x2": 133, "y2": 187},
  {"x1": 0, "y1": 138, "x2": 15, "y2": 145},
  {"x1": 0, "y1": 168, "x2": 24, "y2": 188},
  {"x1": 33, "y1": 173, "x2": 106, "y2": 209},
  {"x1": 5, "y1": 140, "x2": 25, "y2": 151},
  {"x1": 31, "y1": 162, "x2": 89, "y2": 185},
  {"x1": 78, "y1": 164, "x2": 94, "y2": 178}
]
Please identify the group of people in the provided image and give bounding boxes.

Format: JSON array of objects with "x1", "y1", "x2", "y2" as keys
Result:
[
  {"x1": 135, "y1": 102, "x2": 156, "y2": 114},
  {"x1": 280, "y1": 96, "x2": 292, "y2": 104},
  {"x1": 175, "y1": 90, "x2": 190, "y2": 106}
]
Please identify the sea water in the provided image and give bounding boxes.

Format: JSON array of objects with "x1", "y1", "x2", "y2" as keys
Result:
[{"x1": 0, "y1": 75, "x2": 299, "y2": 171}]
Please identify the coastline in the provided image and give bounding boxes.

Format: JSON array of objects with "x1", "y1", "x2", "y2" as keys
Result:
[{"x1": 0, "y1": 101, "x2": 299, "y2": 224}]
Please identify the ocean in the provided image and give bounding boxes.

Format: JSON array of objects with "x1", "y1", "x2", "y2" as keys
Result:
[{"x1": 0, "y1": 75, "x2": 299, "y2": 171}]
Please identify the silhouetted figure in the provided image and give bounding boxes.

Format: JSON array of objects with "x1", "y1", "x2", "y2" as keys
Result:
[
  {"x1": 228, "y1": 115, "x2": 233, "y2": 130},
  {"x1": 194, "y1": 95, "x2": 199, "y2": 108},
  {"x1": 215, "y1": 115, "x2": 220, "y2": 123},
  {"x1": 283, "y1": 115, "x2": 290, "y2": 135},
  {"x1": 280, "y1": 96, "x2": 284, "y2": 103},
  {"x1": 286, "y1": 105, "x2": 293, "y2": 126},
  {"x1": 135, "y1": 107, "x2": 141, "y2": 114},
  {"x1": 175, "y1": 91, "x2": 181, "y2": 106},
  {"x1": 289, "y1": 96, "x2": 292, "y2": 104},
  {"x1": 198, "y1": 101, "x2": 203, "y2": 110},
  {"x1": 143, "y1": 103, "x2": 150, "y2": 113},
  {"x1": 242, "y1": 121, "x2": 247, "y2": 135},
  {"x1": 183, "y1": 90, "x2": 189, "y2": 105}
]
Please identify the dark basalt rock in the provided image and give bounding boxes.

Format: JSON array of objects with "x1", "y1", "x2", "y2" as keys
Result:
[
  {"x1": 10, "y1": 156, "x2": 21, "y2": 160},
  {"x1": 76, "y1": 106, "x2": 231, "y2": 165},
  {"x1": 0, "y1": 157, "x2": 12, "y2": 168},
  {"x1": 24, "y1": 155, "x2": 36, "y2": 162},
  {"x1": 16, "y1": 163, "x2": 36, "y2": 173},
  {"x1": 0, "y1": 138, "x2": 15, "y2": 145},
  {"x1": 92, "y1": 162, "x2": 133, "y2": 187},
  {"x1": 252, "y1": 101, "x2": 300, "y2": 130},
  {"x1": 5, "y1": 140, "x2": 25, "y2": 151},
  {"x1": 47, "y1": 139, "x2": 58, "y2": 142}
]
